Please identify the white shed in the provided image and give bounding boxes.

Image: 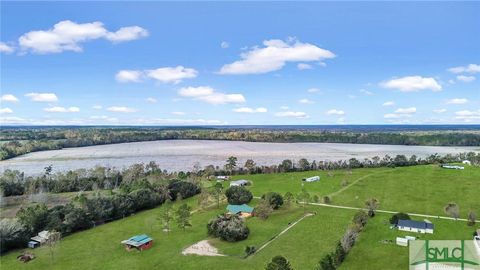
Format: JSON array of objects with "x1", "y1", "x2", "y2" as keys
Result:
[
  {"x1": 302, "y1": 176, "x2": 320, "y2": 182},
  {"x1": 230, "y1": 179, "x2": 249, "y2": 187},
  {"x1": 462, "y1": 160, "x2": 472, "y2": 165},
  {"x1": 396, "y1": 237, "x2": 408, "y2": 247}
]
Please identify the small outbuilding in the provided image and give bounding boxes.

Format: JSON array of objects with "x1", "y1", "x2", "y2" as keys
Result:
[
  {"x1": 396, "y1": 237, "x2": 408, "y2": 247},
  {"x1": 397, "y1": 219, "x2": 434, "y2": 234},
  {"x1": 216, "y1": 175, "x2": 230, "y2": 181},
  {"x1": 302, "y1": 176, "x2": 320, "y2": 182},
  {"x1": 441, "y1": 164, "x2": 464, "y2": 170},
  {"x1": 121, "y1": 234, "x2": 153, "y2": 251},
  {"x1": 29, "y1": 230, "x2": 51, "y2": 248},
  {"x1": 230, "y1": 179, "x2": 249, "y2": 187},
  {"x1": 462, "y1": 160, "x2": 472, "y2": 165},
  {"x1": 226, "y1": 204, "x2": 254, "y2": 218}
]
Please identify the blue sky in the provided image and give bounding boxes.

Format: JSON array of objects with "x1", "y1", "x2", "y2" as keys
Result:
[{"x1": 0, "y1": 1, "x2": 479, "y2": 125}]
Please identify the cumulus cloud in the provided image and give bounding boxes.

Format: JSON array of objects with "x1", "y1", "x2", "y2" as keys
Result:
[
  {"x1": 115, "y1": 70, "x2": 143, "y2": 83},
  {"x1": 0, "y1": 108, "x2": 13, "y2": 114},
  {"x1": 380, "y1": 76, "x2": 442, "y2": 92},
  {"x1": 448, "y1": 64, "x2": 480, "y2": 74},
  {"x1": 44, "y1": 106, "x2": 80, "y2": 113},
  {"x1": 395, "y1": 107, "x2": 416, "y2": 114},
  {"x1": 298, "y1": 98, "x2": 314, "y2": 104},
  {"x1": 146, "y1": 66, "x2": 198, "y2": 84},
  {"x1": 307, "y1": 88, "x2": 320, "y2": 93},
  {"x1": 146, "y1": 97, "x2": 158, "y2": 103},
  {"x1": 433, "y1": 108, "x2": 447, "y2": 113},
  {"x1": 454, "y1": 110, "x2": 480, "y2": 122},
  {"x1": 326, "y1": 109, "x2": 345, "y2": 115},
  {"x1": 297, "y1": 63, "x2": 312, "y2": 70},
  {"x1": 19, "y1": 20, "x2": 148, "y2": 54},
  {"x1": 218, "y1": 38, "x2": 335, "y2": 74},
  {"x1": 178, "y1": 86, "x2": 245, "y2": 105},
  {"x1": 233, "y1": 107, "x2": 267, "y2": 113},
  {"x1": 221, "y1": 41, "x2": 229, "y2": 49},
  {"x1": 107, "y1": 106, "x2": 137, "y2": 113},
  {"x1": 359, "y1": 89, "x2": 373, "y2": 95},
  {"x1": 456, "y1": 75, "x2": 475, "y2": 82},
  {"x1": 384, "y1": 113, "x2": 413, "y2": 119},
  {"x1": 446, "y1": 98, "x2": 468, "y2": 104},
  {"x1": 382, "y1": 101, "x2": 395, "y2": 107},
  {"x1": 136, "y1": 118, "x2": 223, "y2": 125},
  {"x1": 89, "y1": 115, "x2": 119, "y2": 123},
  {"x1": 0, "y1": 42, "x2": 15, "y2": 53},
  {"x1": 0, "y1": 94, "x2": 19, "y2": 103},
  {"x1": 275, "y1": 111, "x2": 309, "y2": 119},
  {"x1": 25, "y1": 92, "x2": 58, "y2": 102}
]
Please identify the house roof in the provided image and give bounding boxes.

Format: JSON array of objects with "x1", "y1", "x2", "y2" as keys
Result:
[
  {"x1": 227, "y1": 204, "x2": 254, "y2": 214},
  {"x1": 121, "y1": 234, "x2": 152, "y2": 247},
  {"x1": 398, "y1": 219, "x2": 434, "y2": 230}
]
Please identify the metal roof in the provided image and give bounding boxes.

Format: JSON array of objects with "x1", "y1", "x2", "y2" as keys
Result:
[
  {"x1": 227, "y1": 204, "x2": 254, "y2": 214},
  {"x1": 398, "y1": 219, "x2": 434, "y2": 230},
  {"x1": 121, "y1": 234, "x2": 152, "y2": 247}
]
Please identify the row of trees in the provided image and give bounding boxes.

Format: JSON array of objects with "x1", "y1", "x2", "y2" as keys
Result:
[
  {"x1": 0, "y1": 178, "x2": 200, "y2": 254},
  {"x1": 2, "y1": 126, "x2": 479, "y2": 160}
]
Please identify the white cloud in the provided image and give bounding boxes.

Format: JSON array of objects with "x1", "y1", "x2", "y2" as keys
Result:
[
  {"x1": 382, "y1": 101, "x2": 395, "y2": 107},
  {"x1": 221, "y1": 41, "x2": 229, "y2": 49},
  {"x1": 446, "y1": 98, "x2": 468, "y2": 104},
  {"x1": 454, "y1": 110, "x2": 480, "y2": 122},
  {"x1": 433, "y1": 108, "x2": 447, "y2": 113},
  {"x1": 0, "y1": 107, "x2": 13, "y2": 114},
  {"x1": 448, "y1": 64, "x2": 480, "y2": 74},
  {"x1": 105, "y1": 26, "x2": 148, "y2": 42},
  {"x1": 307, "y1": 88, "x2": 320, "y2": 93},
  {"x1": 25, "y1": 92, "x2": 58, "y2": 102},
  {"x1": 171, "y1": 111, "x2": 186, "y2": 116},
  {"x1": 297, "y1": 63, "x2": 312, "y2": 70},
  {"x1": 233, "y1": 107, "x2": 267, "y2": 113},
  {"x1": 19, "y1": 20, "x2": 148, "y2": 54},
  {"x1": 115, "y1": 70, "x2": 143, "y2": 83},
  {"x1": 380, "y1": 76, "x2": 442, "y2": 92},
  {"x1": 326, "y1": 109, "x2": 345, "y2": 116},
  {"x1": 359, "y1": 89, "x2": 373, "y2": 95},
  {"x1": 90, "y1": 115, "x2": 119, "y2": 123},
  {"x1": 178, "y1": 86, "x2": 246, "y2": 105},
  {"x1": 44, "y1": 106, "x2": 80, "y2": 113},
  {"x1": 136, "y1": 118, "x2": 223, "y2": 125},
  {"x1": 146, "y1": 66, "x2": 198, "y2": 84},
  {"x1": 92, "y1": 105, "x2": 103, "y2": 109},
  {"x1": 107, "y1": 106, "x2": 137, "y2": 113},
  {"x1": 219, "y1": 38, "x2": 335, "y2": 74},
  {"x1": 0, "y1": 42, "x2": 14, "y2": 53},
  {"x1": 456, "y1": 75, "x2": 475, "y2": 82},
  {"x1": 298, "y1": 98, "x2": 314, "y2": 104},
  {"x1": 384, "y1": 113, "x2": 413, "y2": 119},
  {"x1": 146, "y1": 97, "x2": 157, "y2": 103},
  {"x1": 395, "y1": 107, "x2": 416, "y2": 114},
  {"x1": 275, "y1": 111, "x2": 309, "y2": 119},
  {"x1": 0, "y1": 94, "x2": 19, "y2": 103}
]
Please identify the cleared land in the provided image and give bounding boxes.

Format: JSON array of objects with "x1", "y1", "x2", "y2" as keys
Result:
[
  {"x1": 1, "y1": 165, "x2": 479, "y2": 269},
  {"x1": 1, "y1": 140, "x2": 478, "y2": 175}
]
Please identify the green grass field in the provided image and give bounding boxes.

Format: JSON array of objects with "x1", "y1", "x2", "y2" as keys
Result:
[{"x1": 1, "y1": 164, "x2": 479, "y2": 270}]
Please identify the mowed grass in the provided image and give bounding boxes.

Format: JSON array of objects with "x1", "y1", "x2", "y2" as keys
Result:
[
  {"x1": 339, "y1": 212, "x2": 480, "y2": 270},
  {"x1": 331, "y1": 165, "x2": 480, "y2": 217},
  {"x1": 0, "y1": 198, "x2": 352, "y2": 270}
]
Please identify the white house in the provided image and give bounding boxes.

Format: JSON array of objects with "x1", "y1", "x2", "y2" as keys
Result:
[
  {"x1": 441, "y1": 164, "x2": 464, "y2": 170},
  {"x1": 230, "y1": 179, "x2": 249, "y2": 187},
  {"x1": 397, "y1": 219, "x2": 434, "y2": 234},
  {"x1": 302, "y1": 176, "x2": 320, "y2": 182},
  {"x1": 462, "y1": 160, "x2": 472, "y2": 165}
]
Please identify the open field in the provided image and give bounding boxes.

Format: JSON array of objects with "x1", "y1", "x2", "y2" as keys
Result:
[
  {"x1": 1, "y1": 164, "x2": 479, "y2": 269},
  {"x1": 1, "y1": 140, "x2": 478, "y2": 175}
]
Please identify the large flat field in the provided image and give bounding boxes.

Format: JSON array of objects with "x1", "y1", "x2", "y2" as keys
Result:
[{"x1": 1, "y1": 164, "x2": 479, "y2": 269}]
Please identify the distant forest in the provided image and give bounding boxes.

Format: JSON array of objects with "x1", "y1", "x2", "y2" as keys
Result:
[{"x1": 1, "y1": 126, "x2": 479, "y2": 160}]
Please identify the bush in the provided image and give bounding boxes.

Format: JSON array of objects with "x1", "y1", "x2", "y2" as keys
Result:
[
  {"x1": 266, "y1": 255, "x2": 294, "y2": 270},
  {"x1": 225, "y1": 186, "x2": 253, "y2": 205},
  {"x1": 352, "y1": 210, "x2": 369, "y2": 229},
  {"x1": 0, "y1": 219, "x2": 29, "y2": 253},
  {"x1": 207, "y1": 214, "x2": 249, "y2": 242},
  {"x1": 63, "y1": 206, "x2": 92, "y2": 233},
  {"x1": 16, "y1": 203, "x2": 49, "y2": 234},
  {"x1": 261, "y1": 192, "x2": 284, "y2": 209},
  {"x1": 389, "y1": 212, "x2": 410, "y2": 225},
  {"x1": 129, "y1": 188, "x2": 163, "y2": 211},
  {"x1": 168, "y1": 180, "x2": 201, "y2": 201}
]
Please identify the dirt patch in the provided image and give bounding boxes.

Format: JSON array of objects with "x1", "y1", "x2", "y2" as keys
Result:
[{"x1": 182, "y1": 240, "x2": 224, "y2": 257}]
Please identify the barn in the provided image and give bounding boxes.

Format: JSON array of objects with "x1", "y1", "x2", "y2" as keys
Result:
[
  {"x1": 397, "y1": 220, "x2": 434, "y2": 234},
  {"x1": 121, "y1": 234, "x2": 153, "y2": 251}
]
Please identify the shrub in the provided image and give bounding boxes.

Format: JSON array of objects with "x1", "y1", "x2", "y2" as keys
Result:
[
  {"x1": 0, "y1": 219, "x2": 29, "y2": 253},
  {"x1": 225, "y1": 186, "x2": 253, "y2": 205},
  {"x1": 129, "y1": 188, "x2": 162, "y2": 211},
  {"x1": 266, "y1": 255, "x2": 294, "y2": 270},
  {"x1": 389, "y1": 212, "x2": 410, "y2": 225},
  {"x1": 352, "y1": 210, "x2": 369, "y2": 229},
  {"x1": 168, "y1": 180, "x2": 201, "y2": 201},
  {"x1": 261, "y1": 192, "x2": 284, "y2": 209},
  {"x1": 207, "y1": 214, "x2": 249, "y2": 242},
  {"x1": 16, "y1": 203, "x2": 49, "y2": 234}
]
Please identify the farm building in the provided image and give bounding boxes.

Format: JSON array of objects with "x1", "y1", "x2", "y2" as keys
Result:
[
  {"x1": 397, "y1": 219, "x2": 434, "y2": 234},
  {"x1": 121, "y1": 234, "x2": 153, "y2": 251},
  {"x1": 226, "y1": 204, "x2": 254, "y2": 218},
  {"x1": 302, "y1": 176, "x2": 320, "y2": 182},
  {"x1": 28, "y1": 231, "x2": 51, "y2": 248},
  {"x1": 441, "y1": 164, "x2": 464, "y2": 170},
  {"x1": 462, "y1": 160, "x2": 472, "y2": 165},
  {"x1": 395, "y1": 236, "x2": 416, "y2": 247},
  {"x1": 230, "y1": 179, "x2": 249, "y2": 187},
  {"x1": 216, "y1": 175, "x2": 230, "y2": 181}
]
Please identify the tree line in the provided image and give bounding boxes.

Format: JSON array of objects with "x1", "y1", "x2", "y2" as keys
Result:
[{"x1": 2, "y1": 126, "x2": 480, "y2": 160}]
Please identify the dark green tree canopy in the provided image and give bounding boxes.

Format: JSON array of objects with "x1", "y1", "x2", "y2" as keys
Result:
[{"x1": 225, "y1": 186, "x2": 253, "y2": 205}]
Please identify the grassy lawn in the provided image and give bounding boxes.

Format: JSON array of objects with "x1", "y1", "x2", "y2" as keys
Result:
[
  {"x1": 332, "y1": 165, "x2": 480, "y2": 217},
  {"x1": 339, "y1": 212, "x2": 480, "y2": 270}
]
